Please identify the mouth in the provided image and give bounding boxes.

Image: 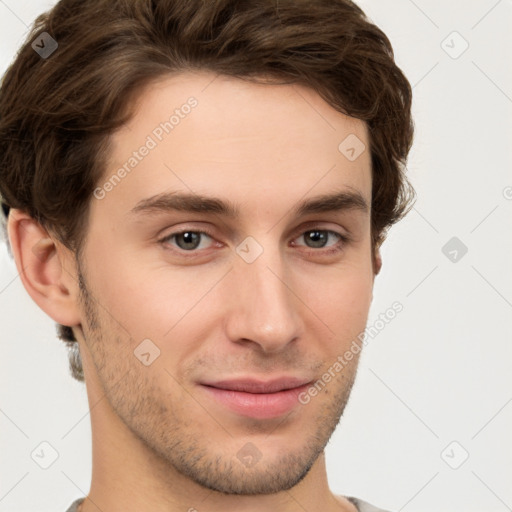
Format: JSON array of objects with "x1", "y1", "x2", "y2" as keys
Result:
[{"x1": 199, "y1": 377, "x2": 313, "y2": 419}]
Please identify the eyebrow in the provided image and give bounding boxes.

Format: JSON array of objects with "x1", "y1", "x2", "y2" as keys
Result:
[{"x1": 128, "y1": 189, "x2": 369, "y2": 219}]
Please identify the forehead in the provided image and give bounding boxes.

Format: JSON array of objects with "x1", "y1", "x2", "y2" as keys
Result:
[{"x1": 97, "y1": 71, "x2": 371, "y2": 221}]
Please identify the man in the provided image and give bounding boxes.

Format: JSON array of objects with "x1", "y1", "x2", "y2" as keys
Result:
[{"x1": 0, "y1": 1, "x2": 414, "y2": 511}]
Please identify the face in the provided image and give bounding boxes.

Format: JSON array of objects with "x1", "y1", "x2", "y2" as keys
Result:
[{"x1": 75, "y1": 72, "x2": 375, "y2": 495}]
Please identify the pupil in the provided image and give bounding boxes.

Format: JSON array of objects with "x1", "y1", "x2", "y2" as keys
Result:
[
  {"x1": 307, "y1": 230, "x2": 326, "y2": 248},
  {"x1": 179, "y1": 232, "x2": 200, "y2": 250}
]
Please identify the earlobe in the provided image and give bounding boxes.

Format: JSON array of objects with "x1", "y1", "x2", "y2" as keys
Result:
[
  {"x1": 7, "y1": 209, "x2": 82, "y2": 328},
  {"x1": 373, "y1": 248, "x2": 382, "y2": 276}
]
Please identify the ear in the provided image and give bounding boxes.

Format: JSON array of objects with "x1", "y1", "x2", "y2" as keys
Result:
[
  {"x1": 373, "y1": 247, "x2": 382, "y2": 277},
  {"x1": 6, "y1": 209, "x2": 82, "y2": 328}
]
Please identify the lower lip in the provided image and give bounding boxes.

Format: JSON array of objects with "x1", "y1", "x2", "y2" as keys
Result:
[{"x1": 200, "y1": 384, "x2": 311, "y2": 419}]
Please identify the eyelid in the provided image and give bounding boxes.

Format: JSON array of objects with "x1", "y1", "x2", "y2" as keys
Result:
[{"x1": 290, "y1": 220, "x2": 350, "y2": 240}]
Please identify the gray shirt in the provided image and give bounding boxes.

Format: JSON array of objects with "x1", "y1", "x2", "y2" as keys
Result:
[{"x1": 66, "y1": 496, "x2": 391, "y2": 511}]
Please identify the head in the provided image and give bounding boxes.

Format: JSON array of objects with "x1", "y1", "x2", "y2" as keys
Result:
[{"x1": 0, "y1": 0, "x2": 415, "y2": 497}]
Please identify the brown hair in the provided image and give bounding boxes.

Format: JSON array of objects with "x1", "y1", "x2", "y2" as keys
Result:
[{"x1": 0, "y1": 0, "x2": 415, "y2": 382}]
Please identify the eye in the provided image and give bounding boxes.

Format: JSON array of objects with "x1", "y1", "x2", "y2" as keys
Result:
[
  {"x1": 159, "y1": 227, "x2": 349, "y2": 255},
  {"x1": 160, "y1": 230, "x2": 215, "y2": 251},
  {"x1": 292, "y1": 229, "x2": 348, "y2": 253}
]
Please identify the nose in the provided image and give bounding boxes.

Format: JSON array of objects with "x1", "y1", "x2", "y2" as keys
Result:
[{"x1": 224, "y1": 244, "x2": 303, "y2": 354}]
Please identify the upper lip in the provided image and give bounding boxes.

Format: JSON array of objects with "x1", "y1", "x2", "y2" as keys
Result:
[{"x1": 200, "y1": 377, "x2": 312, "y2": 394}]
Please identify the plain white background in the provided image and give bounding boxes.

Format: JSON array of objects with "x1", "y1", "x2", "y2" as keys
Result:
[{"x1": 1, "y1": 1, "x2": 511, "y2": 511}]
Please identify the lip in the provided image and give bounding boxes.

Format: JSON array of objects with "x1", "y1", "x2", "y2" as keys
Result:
[{"x1": 199, "y1": 377, "x2": 312, "y2": 419}]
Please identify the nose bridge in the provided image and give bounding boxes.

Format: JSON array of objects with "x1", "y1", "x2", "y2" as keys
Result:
[{"x1": 225, "y1": 236, "x2": 302, "y2": 352}]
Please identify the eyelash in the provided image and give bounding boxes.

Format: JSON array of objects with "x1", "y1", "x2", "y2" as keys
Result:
[{"x1": 158, "y1": 227, "x2": 350, "y2": 256}]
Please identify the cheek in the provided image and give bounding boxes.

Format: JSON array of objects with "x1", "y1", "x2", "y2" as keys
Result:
[
  {"x1": 87, "y1": 248, "x2": 226, "y2": 356},
  {"x1": 83, "y1": 241, "x2": 188, "y2": 342},
  {"x1": 300, "y1": 266, "x2": 373, "y2": 341}
]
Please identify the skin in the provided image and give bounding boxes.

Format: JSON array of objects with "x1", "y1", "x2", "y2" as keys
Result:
[{"x1": 8, "y1": 71, "x2": 382, "y2": 512}]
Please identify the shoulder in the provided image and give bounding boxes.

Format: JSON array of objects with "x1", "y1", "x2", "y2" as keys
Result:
[
  {"x1": 65, "y1": 498, "x2": 85, "y2": 512},
  {"x1": 342, "y1": 495, "x2": 393, "y2": 512}
]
